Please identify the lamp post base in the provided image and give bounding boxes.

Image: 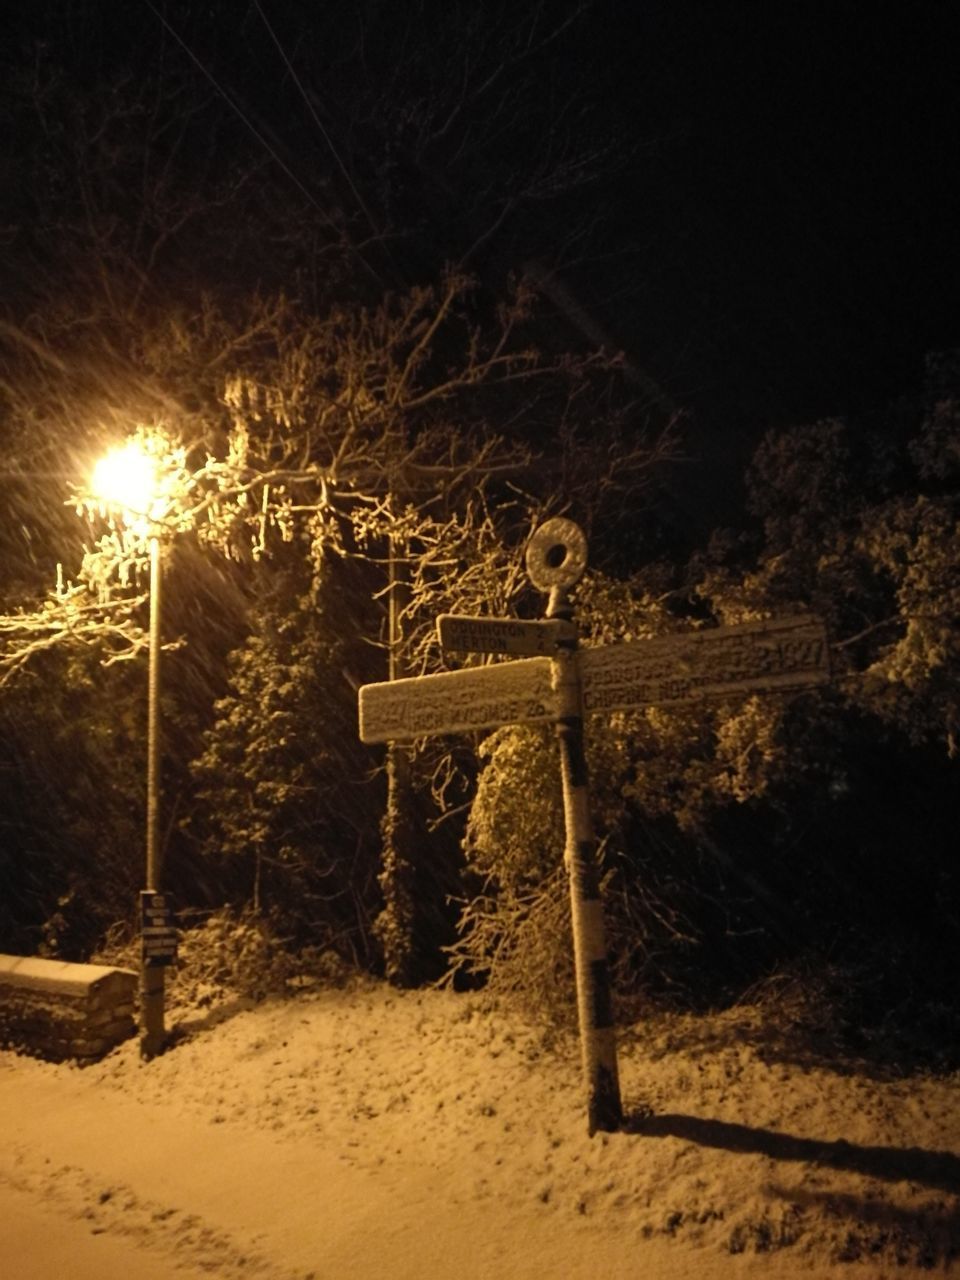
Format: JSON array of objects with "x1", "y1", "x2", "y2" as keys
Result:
[{"x1": 139, "y1": 964, "x2": 166, "y2": 1059}]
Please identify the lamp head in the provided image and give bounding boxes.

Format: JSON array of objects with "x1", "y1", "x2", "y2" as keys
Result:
[{"x1": 91, "y1": 439, "x2": 162, "y2": 523}]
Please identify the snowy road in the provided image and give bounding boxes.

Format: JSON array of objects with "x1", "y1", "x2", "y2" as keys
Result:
[
  {"x1": 0, "y1": 1180, "x2": 215, "y2": 1280},
  {"x1": 0, "y1": 1076, "x2": 844, "y2": 1280},
  {"x1": 0, "y1": 1067, "x2": 721, "y2": 1280},
  {"x1": 1, "y1": 983, "x2": 956, "y2": 1277}
]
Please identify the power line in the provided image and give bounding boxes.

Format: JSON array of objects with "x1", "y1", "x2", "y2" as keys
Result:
[
  {"x1": 141, "y1": 0, "x2": 382, "y2": 286},
  {"x1": 252, "y1": 0, "x2": 382, "y2": 246}
]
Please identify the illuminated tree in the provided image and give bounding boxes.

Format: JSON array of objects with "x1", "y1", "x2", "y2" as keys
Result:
[
  {"x1": 449, "y1": 355, "x2": 960, "y2": 1025},
  {"x1": 0, "y1": 2, "x2": 678, "y2": 972}
]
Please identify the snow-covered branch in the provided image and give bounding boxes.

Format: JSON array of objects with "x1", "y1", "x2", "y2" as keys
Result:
[{"x1": 0, "y1": 586, "x2": 148, "y2": 689}]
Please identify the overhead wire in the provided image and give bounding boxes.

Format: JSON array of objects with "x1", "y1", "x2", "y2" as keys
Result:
[
  {"x1": 141, "y1": 0, "x2": 382, "y2": 286},
  {"x1": 252, "y1": 0, "x2": 383, "y2": 247}
]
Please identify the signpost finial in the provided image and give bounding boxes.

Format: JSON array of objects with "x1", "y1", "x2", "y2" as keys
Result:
[{"x1": 525, "y1": 517, "x2": 587, "y2": 593}]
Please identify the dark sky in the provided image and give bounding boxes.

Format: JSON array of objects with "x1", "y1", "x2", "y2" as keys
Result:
[
  {"x1": 577, "y1": 3, "x2": 960, "y2": 428},
  {"x1": 6, "y1": 1, "x2": 960, "y2": 470},
  {"x1": 537, "y1": 1, "x2": 960, "y2": 526}
]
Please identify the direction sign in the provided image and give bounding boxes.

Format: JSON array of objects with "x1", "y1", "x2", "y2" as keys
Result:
[
  {"x1": 437, "y1": 613, "x2": 576, "y2": 657},
  {"x1": 360, "y1": 615, "x2": 828, "y2": 743},
  {"x1": 580, "y1": 615, "x2": 829, "y2": 714},
  {"x1": 359, "y1": 657, "x2": 555, "y2": 743}
]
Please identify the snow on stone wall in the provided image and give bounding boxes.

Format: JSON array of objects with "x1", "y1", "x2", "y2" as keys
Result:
[{"x1": 0, "y1": 955, "x2": 136, "y2": 1062}]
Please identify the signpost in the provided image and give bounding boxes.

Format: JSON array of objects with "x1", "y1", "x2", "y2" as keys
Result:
[
  {"x1": 358, "y1": 518, "x2": 830, "y2": 1134},
  {"x1": 360, "y1": 615, "x2": 830, "y2": 742},
  {"x1": 360, "y1": 655, "x2": 555, "y2": 743},
  {"x1": 580, "y1": 614, "x2": 829, "y2": 714},
  {"x1": 436, "y1": 614, "x2": 576, "y2": 657}
]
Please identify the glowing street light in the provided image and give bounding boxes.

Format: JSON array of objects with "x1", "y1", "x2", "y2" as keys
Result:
[
  {"x1": 91, "y1": 435, "x2": 174, "y2": 1058},
  {"x1": 91, "y1": 441, "x2": 163, "y2": 527}
]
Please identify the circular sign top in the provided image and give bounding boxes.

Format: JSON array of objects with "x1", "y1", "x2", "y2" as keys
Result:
[{"x1": 525, "y1": 517, "x2": 588, "y2": 591}]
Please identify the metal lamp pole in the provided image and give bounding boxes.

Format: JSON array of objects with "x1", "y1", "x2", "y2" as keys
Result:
[
  {"x1": 140, "y1": 529, "x2": 166, "y2": 1057},
  {"x1": 89, "y1": 439, "x2": 173, "y2": 1059}
]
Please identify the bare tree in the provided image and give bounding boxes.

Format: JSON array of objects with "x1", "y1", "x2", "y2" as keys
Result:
[{"x1": 0, "y1": 9, "x2": 680, "y2": 974}]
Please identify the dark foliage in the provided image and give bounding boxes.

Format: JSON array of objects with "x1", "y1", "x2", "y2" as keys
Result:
[{"x1": 0, "y1": 3, "x2": 957, "y2": 1073}]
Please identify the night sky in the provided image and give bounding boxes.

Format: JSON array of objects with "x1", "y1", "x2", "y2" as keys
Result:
[
  {"x1": 592, "y1": 3, "x2": 960, "y2": 429},
  {"x1": 4, "y1": 2, "x2": 960, "y2": 500}
]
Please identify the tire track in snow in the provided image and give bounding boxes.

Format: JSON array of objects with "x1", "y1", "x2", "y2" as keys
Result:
[{"x1": 1, "y1": 1145, "x2": 309, "y2": 1280}]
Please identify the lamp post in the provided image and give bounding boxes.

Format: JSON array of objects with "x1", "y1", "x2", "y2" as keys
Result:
[{"x1": 91, "y1": 439, "x2": 171, "y2": 1057}]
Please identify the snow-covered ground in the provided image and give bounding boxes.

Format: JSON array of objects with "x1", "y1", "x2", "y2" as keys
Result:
[{"x1": 1, "y1": 978, "x2": 958, "y2": 1278}]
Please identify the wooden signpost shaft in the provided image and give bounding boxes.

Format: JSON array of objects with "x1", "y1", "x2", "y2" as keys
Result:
[{"x1": 548, "y1": 588, "x2": 623, "y2": 1134}]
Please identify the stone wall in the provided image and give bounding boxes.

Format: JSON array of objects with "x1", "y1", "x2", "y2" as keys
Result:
[{"x1": 0, "y1": 954, "x2": 137, "y2": 1062}]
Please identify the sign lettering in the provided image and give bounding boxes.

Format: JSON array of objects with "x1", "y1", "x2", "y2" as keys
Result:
[
  {"x1": 438, "y1": 614, "x2": 577, "y2": 657},
  {"x1": 140, "y1": 890, "x2": 178, "y2": 967},
  {"x1": 580, "y1": 616, "x2": 829, "y2": 715},
  {"x1": 360, "y1": 616, "x2": 829, "y2": 742},
  {"x1": 359, "y1": 657, "x2": 555, "y2": 743}
]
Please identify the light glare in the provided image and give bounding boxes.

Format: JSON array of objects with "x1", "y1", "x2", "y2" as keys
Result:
[{"x1": 91, "y1": 441, "x2": 160, "y2": 519}]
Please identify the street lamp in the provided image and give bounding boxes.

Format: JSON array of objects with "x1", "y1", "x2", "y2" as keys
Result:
[{"x1": 91, "y1": 437, "x2": 173, "y2": 1057}]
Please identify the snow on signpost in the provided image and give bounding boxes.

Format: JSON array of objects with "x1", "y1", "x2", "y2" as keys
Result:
[
  {"x1": 358, "y1": 518, "x2": 830, "y2": 1134},
  {"x1": 580, "y1": 614, "x2": 830, "y2": 713},
  {"x1": 359, "y1": 615, "x2": 829, "y2": 740},
  {"x1": 359, "y1": 655, "x2": 555, "y2": 742}
]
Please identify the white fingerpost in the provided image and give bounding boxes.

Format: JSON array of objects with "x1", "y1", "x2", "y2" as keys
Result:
[
  {"x1": 526, "y1": 518, "x2": 623, "y2": 1134},
  {"x1": 357, "y1": 518, "x2": 830, "y2": 1135}
]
